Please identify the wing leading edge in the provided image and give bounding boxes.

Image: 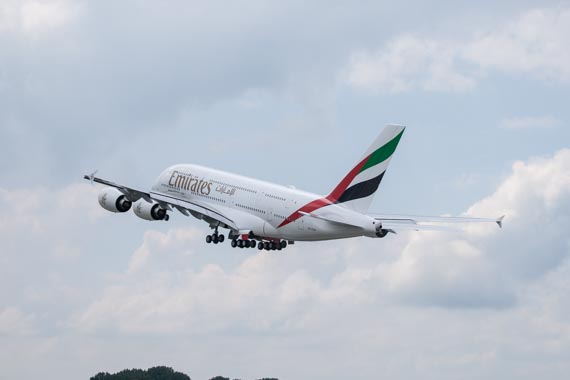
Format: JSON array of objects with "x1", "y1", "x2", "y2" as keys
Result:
[{"x1": 83, "y1": 174, "x2": 238, "y2": 230}]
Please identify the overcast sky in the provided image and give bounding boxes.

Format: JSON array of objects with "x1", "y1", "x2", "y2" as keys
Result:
[{"x1": 1, "y1": 1, "x2": 569, "y2": 379}]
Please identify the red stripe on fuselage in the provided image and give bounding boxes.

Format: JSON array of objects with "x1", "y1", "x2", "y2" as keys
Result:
[
  {"x1": 277, "y1": 198, "x2": 333, "y2": 228},
  {"x1": 277, "y1": 154, "x2": 370, "y2": 228}
]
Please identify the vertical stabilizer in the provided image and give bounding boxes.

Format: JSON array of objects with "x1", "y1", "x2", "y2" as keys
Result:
[{"x1": 326, "y1": 125, "x2": 405, "y2": 213}]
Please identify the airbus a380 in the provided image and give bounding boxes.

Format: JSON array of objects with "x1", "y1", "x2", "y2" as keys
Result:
[{"x1": 85, "y1": 125, "x2": 503, "y2": 251}]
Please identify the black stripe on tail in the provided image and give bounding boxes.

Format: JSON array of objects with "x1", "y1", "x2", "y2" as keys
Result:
[{"x1": 336, "y1": 172, "x2": 385, "y2": 204}]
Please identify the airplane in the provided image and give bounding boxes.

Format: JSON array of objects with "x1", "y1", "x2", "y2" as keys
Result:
[{"x1": 84, "y1": 125, "x2": 503, "y2": 251}]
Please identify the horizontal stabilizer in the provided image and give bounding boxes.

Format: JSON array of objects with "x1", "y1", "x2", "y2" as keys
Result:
[
  {"x1": 380, "y1": 221, "x2": 463, "y2": 232},
  {"x1": 371, "y1": 213, "x2": 505, "y2": 232},
  {"x1": 497, "y1": 215, "x2": 505, "y2": 228},
  {"x1": 298, "y1": 211, "x2": 362, "y2": 229}
]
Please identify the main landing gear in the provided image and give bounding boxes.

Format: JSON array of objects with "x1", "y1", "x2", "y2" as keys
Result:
[
  {"x1": 204, "y1": 227, "x2": 290, "y2": 251},
  {"x1": 230, "y1": 238, "x2": 257, "y2": 249},
  {"x1": 257, "y1": 240, "x2": 287, "y2": 251},
  {"x1": 228, "y1": 238, "x2": 288, "y2": 251},
  {"x1": 205, "y1": 228, "x2": 225, "y2": 244}
]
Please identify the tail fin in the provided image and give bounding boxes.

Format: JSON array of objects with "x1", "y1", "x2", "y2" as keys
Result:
[{"x1": 326, "y1": 124, "x2": 405, "y2": 213}]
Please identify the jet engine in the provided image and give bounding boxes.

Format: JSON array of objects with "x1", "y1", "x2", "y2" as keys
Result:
[
  {"x1": 133, "y1": 200, "x2": 169, "y2": 221},
  {"x1": 364, "y1": 220, "x2": 390, "y2": 238},
  {"x1": 375, "y1": 227, "x2": 389, "y2": 238},
  {"x1": 98, "y1": 187, "x2": 132, "y2": 213}
]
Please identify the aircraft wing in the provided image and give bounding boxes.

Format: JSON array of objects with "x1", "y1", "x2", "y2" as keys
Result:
[
  {"x1": 370, "y1": 214, "x2": 504, "y2": 232},
  {"x1": 84, "y1": 175, "x2": 152, "y2": 202},
  {"x1": 84, "y1": 174, "x2": 238, "y2": 230}
]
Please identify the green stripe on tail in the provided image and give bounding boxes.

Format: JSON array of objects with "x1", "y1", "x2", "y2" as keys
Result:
[{"x1": 359, "y1": 130, "x2": 404, "y2": 173}]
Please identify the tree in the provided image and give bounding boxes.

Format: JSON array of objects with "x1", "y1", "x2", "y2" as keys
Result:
[
  {"x1": 90, "y1": 366, "x2": 190, "y2": 380},
  {"x1": 90, "y1": 373, "x2": 111, "y2": 380},
  {"x1": 91, "y1": 367, "x2": 278, "y2": 380}
]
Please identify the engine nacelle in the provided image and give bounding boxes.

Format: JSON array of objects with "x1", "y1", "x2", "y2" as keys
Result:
[
  {"x1": 364, "y1": 220, "x2": 390, "y2": 238},
  {"x1": 133, "y1": 200, "x2": 168, "y2": 221},
  {"x1": 376, "y1": 228, "x2": 389, "y2": 238},
  {"x1": 98, "y1": 187, "x2": 132, "y2": 213}
]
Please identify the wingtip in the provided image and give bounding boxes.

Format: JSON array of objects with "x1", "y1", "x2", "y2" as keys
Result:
[
  {"x1": 496, "y1": 215, "x2": 505, "y2": 228},
  {"x1": 85, "y1": 169, "x2": 98, "y2": 185}
]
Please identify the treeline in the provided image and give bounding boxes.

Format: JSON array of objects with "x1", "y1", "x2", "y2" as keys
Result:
[{"x1": 90, "y1": 366, "x2": 278, "y2": 380}]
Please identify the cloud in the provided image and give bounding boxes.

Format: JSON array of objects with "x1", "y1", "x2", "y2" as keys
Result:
[
  {"x1": 500, "y1": 115, "x2": 561, "y2": 130},
  {"x1": 384, "y1": 149, "x2": 570, "y2": 307},
  {"x1": 345, "y1": 35, "x2": 478, "y2": 93},
  {"x1": 0, "y1": 0, "x2": 350, "y2": 186},
  {"x1": 0, "y1": 148, "x2": 568, "y2": 379},
  {"x1": 1, "y1": 2, "x2": 569, "y2": 379},
  {"x1": 127, "y1": 228, "x2": 203, "y2": 274},
  {"x1": 0, "y1": 183, "x2": 115, "y2": 318},
  {"x1": 0, "y1": 183, "x2": 106, "y2": 250},
  {"x1": 70, "y1": 148, "x2": 570, "y2": 337},
  {"x1": 0, "y1": 307, "x2": 36, "y2": 336},
  {"x1": 72, "y1": 252, "x2": 328, "y2": 335},
  {"x1": 0, "y1": 0, "x2": 82, "y2": 35},
  {"x1": 346, "y1": 7, "x2": 570, "y2": 92},
  {"x1": 2, "y1": 2, "x2": 566, "y2": 191},
  {"x1": 464, "y1": 8, "x2": 570, "y2": 81}
]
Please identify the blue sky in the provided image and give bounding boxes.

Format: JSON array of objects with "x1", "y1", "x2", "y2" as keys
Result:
[{"x1": 1, "y1": 1, "x2": 569, "y2": 379}]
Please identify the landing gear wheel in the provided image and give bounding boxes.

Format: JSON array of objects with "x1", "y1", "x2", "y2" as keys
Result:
[
  {"x1": 244, "y1": 240, "x2": 250, "y2": 248},
  {"x1": 258, "y1": 242, "x2": 264, "y2": 250},
  {"x1": 270, "y1": 242, "x2": 277, "y2": 250},
  {"x1": 231, "y1": 239, "x2": 237, "y2": 248},
  {"x1": 218, "y1": 234, "x2": 225, "y2": 243},
  {"x1": 250, "y1": 240, "x2": 257, "y2": 249},
  {"x1": 212, "y1": 235, "x2": 219, "y2": 244},
  {"x1": 264, "y1": 242, "x2": 270, "y2": 250},
  {"x1": 238, "y1": 240, "x2": 244, "y2": 248},
  {"x1": 280, "y1": 240, "x2": 287, "y2": 249},
  {"x1": 206, "y1": 235, "x2": 212, "y2": 244}
]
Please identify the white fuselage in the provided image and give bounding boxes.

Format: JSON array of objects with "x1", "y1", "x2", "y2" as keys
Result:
[{"x1": 150, "y1": 164, "x2": 376, "y2": 241}]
